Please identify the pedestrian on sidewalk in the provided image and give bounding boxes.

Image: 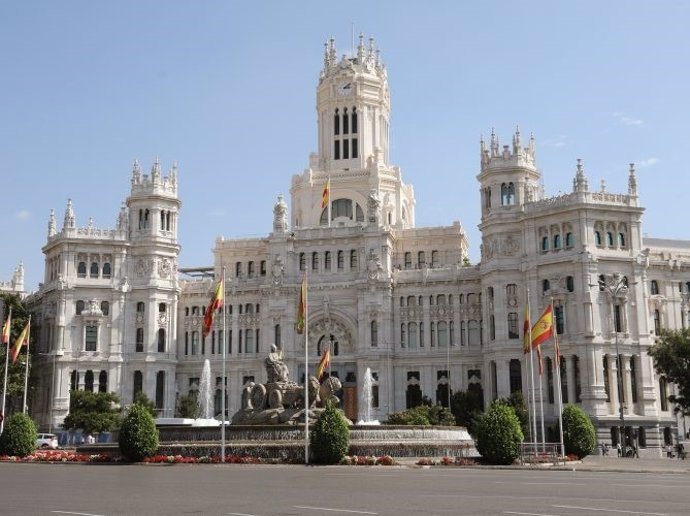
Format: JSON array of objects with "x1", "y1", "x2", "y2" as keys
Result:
[{"x1": 617, "y1": 442, "x2": 622, "y2": 457}]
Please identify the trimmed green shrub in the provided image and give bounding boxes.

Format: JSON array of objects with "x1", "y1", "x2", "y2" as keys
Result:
[
  {"x1": 562, "y1": 404, "x2": 596, "y2": 459},
  {"x1": 311, "y1": 401, "x2": 350, "y2": 464},
  {"x1": 0, "y1": 413, "x2": 38, "y2": 457},
  {"x1": 474, "y1": 400, "x2": 524, "y2": 465},
  {"x1": 118, "y1": 403, "x2": 160, "y2": 462},
  {"x1": 385, "y1": 404, "x2": 455, "y2": 426}
]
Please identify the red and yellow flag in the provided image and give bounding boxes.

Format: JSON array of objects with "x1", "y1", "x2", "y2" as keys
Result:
[
  {"x1": 202, "y1": 279, "x2": 224, "y2": 337},
  {"x1": 1, "y1": 313, "x2": 10, "y2": 345},
  {"x1": 11, "y1": 321, "x2": 30, "y2": 363},
  {"x1": 296, "y1": 275, "x2": 307, "y2": 334},
  {"x1": 321, "y1": 177, "x2": 330, "y2": 210},
  {"x1": 522, "y1": 304, "x2": 531, "y2": 354},
  {"x1": 531, "y1": 305, "x2": 554, "y2": 348},
  {"x1": 316, "y1": 347, "x2": 330, "y2": 380}
]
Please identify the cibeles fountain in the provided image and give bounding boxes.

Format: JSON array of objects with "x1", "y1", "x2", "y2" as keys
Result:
[{"x1": 156, "y1": 347, "x2": 476, "y2": 461}]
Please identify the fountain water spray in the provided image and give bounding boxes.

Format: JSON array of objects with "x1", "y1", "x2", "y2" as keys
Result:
[
  {"x1": 358, "y1": 367, "x2": 380, "y2": 425},
  {"x1": 198, "y1": 359, "x2": 213, "y2": 420}
]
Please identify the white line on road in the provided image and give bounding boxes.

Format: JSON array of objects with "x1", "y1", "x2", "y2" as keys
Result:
[
  {"x1": 553, "y1": 505, "x2": 668, "y2": 515},
  {"x1": 226, "y1": 513, "x2": 260, "y2": 516},
  {"x1": 294, "y1": 506, "x2": 378, "y2": 514},
  {"x1": 505, "y1": 512, "x2": 560, "y2": 516},
  {"x1": 495, "y1": 481, "x2": 586, "y2": 486},
  {"x1": 52, "y1": 512, "x2": 107, "y2": 516}
]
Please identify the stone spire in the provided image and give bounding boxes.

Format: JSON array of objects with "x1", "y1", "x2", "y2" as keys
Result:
[
  {"x1": 490, "y1": 128, "x2": 499, "y2": 157},
  {"x1": 628, "y1": 163, "x2": 637, "y2": 196},
  {"x1": 131, "y1": 159, "x2": 141, "y2": 185},
  {"x1": 48, "y1": 209, "x2": 56, "y2": 237},
  {"x1": 273, "y1": 194, "x2": 288, "y2": 233},
  {"x1": 573, "y1": 158, "x2": 589, "y2": 193},
  {"x1": 117, "y1": 202, "x2": 128, "y2": 231},
  {"x1": 170, "y1": 162, "x2": 178, "y2": 188},
  {"x1": 357, "y1": 32, "x2": 365, "y2": 62},
  {"x1": 512, "y1": 126, "x2": 522, "y2": 154},
  {"x1": 151, "y1": 157, "x2": 161, "y2": 183},
  {"x1": 63, "y1": 199, "x2": 75, "y2": 229}
]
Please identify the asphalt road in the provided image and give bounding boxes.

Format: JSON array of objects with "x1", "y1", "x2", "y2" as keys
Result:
[{"x1": 2, "y1": 463, "x2": 688, "y2": 516}]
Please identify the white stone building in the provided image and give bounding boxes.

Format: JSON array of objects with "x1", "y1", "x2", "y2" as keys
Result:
[{"x1": 27, "y1": 35, "x2": 689, "y2": 453}]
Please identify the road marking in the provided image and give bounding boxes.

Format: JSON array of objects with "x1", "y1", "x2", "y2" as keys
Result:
[
  {"x1": 52, "y1": 512, "x2": 107, "y2": 516},
  {"x1": 505, "y1": 512, "x2": 559, "y2": 516},
  {"x1": 227, "y1": 513, "x2": 260, "y2": 516},
  {"x1": 294, "y1": 506, "x2": 378, "y2": 514},
  {"x1": 553, "y1": 505, "x2": 668, "y2": 515},
  {"x1": 495, "y1": 481, "x2": 586, "y2": 486}
]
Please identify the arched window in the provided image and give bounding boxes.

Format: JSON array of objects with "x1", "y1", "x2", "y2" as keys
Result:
[
  {"x1": 418, "y1": 251, "x2": 426, "y2": 266},
  {"x1": 337, "y1": 250, "x2": 344, "y2": 270},
  {"x1": 136, "y1": 328, "x2": 144, "y2": 352},
  {"x1": 334, "y1": 108, "x2": 340, "y2": 135},
  {"x1": 324, "y1": 251, "x2": 331, "y2": 271},
  {"x1": 659, "y1": 377, "x2": 669, "y2": 411},
  {"x1": 542, "y1": 279, "x2": 550, "y2": 293},
  {"x1": 343, "y1": 107, "x2": 349, "y2": 134},
  {"x1": 566, "y1": 276, "x2": 575, "y2": 292},
  {"x1": 541, "y1": 236, "x2": 549, "y2": 252},
  {"x1": 404, "y1": 252, "x2": 412, "y2": 269},
  {"x1": 606, "y1": 232, "x2": 614, "y2": 247},
  {"x1": 156, "y1": 371, "x2": 165, "y2": 410},
  {"x1": 507, "y1": 312, "x2": 519, "y2": 339},
  {"x1": 102, "y1": 262, "x2": 112, "y2": 278},
  {"x1": 489, "y1": 315, "x2": 495, "y2": 340},
  {"x1": 594, "y1": 231, "x2": 602, "y2": 246},
  {"x1": 299, "y1": 253, "x2": 306, "y2": 271},
  {"x1": 77, "y1": 262, "x2": 87, "y2": 278},
  {"x1": 370, "y1": 320, "x2": 378, "y2": 347},
  {"x1": 98, "y1": 370, "x2": 107, "y2": 393},
  {"x1": 85, "y1": 370, "x2": 94, "y2": 392},
  {"x1": 312, "y1": 252, "x2": 319, "y2": 271},
  {"x1": 431, "y1": 250, "x2": 439, "y2": 267},
  {"x1": 235, "y1": 261, "x2": 242, "y2": 277},
  {"x1": 650, "y1": 280, "x2": 659, "y2": 295},
  {"x1": 133, "y1": 371, "x2": 143, "y2": 397},
  {"x1": 274, "y1": 324, "x2": 281, "y2": 348},
  {"x1": 137, "y1": 302, "x2": 145, "y2": 313},
  {"x1": 98, "y1": 301, "x2": 109, "y2": 316},
  {"x1": 501, "y1": 182, "x2": 515, "y2": 205},
  {"x1": 90, "y1": 262, "x2": 99, "y2": 278},
  {"x1": 157, "y1": 329, "x2": 166, "y2": 352},
  {"x1": 565, "y1": 232, "x2": 574, "y2": 248},
  {"x1": 76, "y1": 300, "x2": 85, "y2": 315},
  {"x1": 407, "y1": 322, "x2": 417, "y2": 349},
  {"x1": 260, "y1": 260, "x2": 266, "y2": 276},
  {"x1": 158, "y1": 303, "x2": 166, "y2": 314},
  {"x1": 654, "y1": 309, "x2": 661, "y2": 334},
  {"x1": 619, "y1": 232, "x2": 626, "y2": 248},
  {"x1": 553, "y1": 234, "x2": 561, "y2": 249},
  {"x1": 245, "y1": 328, "x2": 254, "y2": 354},
  {"x1": 350, "y1": 249, "x2": 358, "y2": 269},
  {"x1": 248, "y1": 261, "x2": 255, "y2": 277},
  {"x1": 351, "y1": 107, "x2": 358, "y2": 133}
]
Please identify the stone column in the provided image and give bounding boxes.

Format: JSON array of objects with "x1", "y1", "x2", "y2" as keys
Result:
[
  {"x1": 623, "y1": 355, "x2": 634, "y2": 416},
  {"x1": 609, "y1": 355, "x2": 619, "y2": 417},
  {"x1": 566, "y1": 355, "x2": 576, "y2": 406}
]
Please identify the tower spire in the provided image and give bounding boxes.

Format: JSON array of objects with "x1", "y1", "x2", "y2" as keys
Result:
[
  {"x1": 48, "y1": 209, "x2": 56, "y2": 237},
  {"x1": 628, "y1": 162, "x2": 637, "y2": 196},
  {"x1": 63, "y1": 198, "x2": 75, "y2": 229},
  {"x1": 573, "y1": 158, "x2": 589, "y2": 193}
]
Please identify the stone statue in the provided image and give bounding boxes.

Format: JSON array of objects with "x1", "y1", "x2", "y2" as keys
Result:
[{"x1": 265, "y1": 344, "x2": 290, "y2": 383}]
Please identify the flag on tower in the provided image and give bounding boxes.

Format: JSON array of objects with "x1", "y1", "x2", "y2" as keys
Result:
[
  {"x1": 531, "y1": 305, "x2": 554, "y2": 348},
  {"x1": 296, "y1": 275, "x2": 307, "y2": 334},
  {"x1": 202, "y1": 279, "x2": 224, "y2": 337},
  {"x1": 321, "y1": 177, "x2": 331, "y2": 210},
  {"x1": 1, "y1": 313, "x2": 10, "y2": 345},
  {"x1": 11, "y1": 321, "x2": 30, "y2": 363}
]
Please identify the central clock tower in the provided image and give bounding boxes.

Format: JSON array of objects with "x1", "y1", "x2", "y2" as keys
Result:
[{"x1": 290, "y1": 34, "x2": 415, "y2": 229}]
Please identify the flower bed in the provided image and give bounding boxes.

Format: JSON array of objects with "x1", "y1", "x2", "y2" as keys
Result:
[
  {"x1": 339, "y1": 455, "x2": 398, "y2": 466},
  {"x1": 0, "y1": 450, "x2": 116, "y2": 463},
  {"x1": 416, "y1": 456, "x2": 477, "y2": 466}
]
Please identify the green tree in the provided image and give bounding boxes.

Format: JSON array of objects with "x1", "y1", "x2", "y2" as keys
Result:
[
  {"x1": 503, "y1": 391, "x2": 529, "y2": 438},
  {"x1": 562, "y1": 404, "x2": 596, "y2": 459},
  {"x1": 386, "y1": 404, "x2": 455, "y2": 426},
  {"x1": 176, "y1": 393, "x2": 199, "y2": 418},
  {"x1": 648, "y1": 328, "x2": 690, "y2": 415},
  {"x1": 133, "y1": 391, "x2": 156, "y2": 417},
  {"x1": 311, "y1": 401, "x2": 350, "y2": 464},
  {"x1": 474, "y1": 400, "x2": 524, "y2": 465},
  {"x1": 0, "y1": 293, "x2": 33, "y2": 416},
  {"x1": 63, "y1": 390, "x2": 121, "y2": 435},
  {"x1": 0, "y1": 413, "x2": 38, "y2": 457},
  {"x1": 450, "y1": 389, "x2": 484, "y2": 434},
  {"x1": 119, "y1": 403, "x2": 160, "y2": 462}
]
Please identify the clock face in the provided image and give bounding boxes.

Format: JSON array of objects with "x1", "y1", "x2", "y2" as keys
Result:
[{"x1": 336, "y1": 82, "x2": 352, "y2": 96}]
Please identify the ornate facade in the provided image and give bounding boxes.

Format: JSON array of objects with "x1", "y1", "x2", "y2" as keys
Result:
[{"x1": 27, "y1": 35, "x2": 689, "y2": 454}]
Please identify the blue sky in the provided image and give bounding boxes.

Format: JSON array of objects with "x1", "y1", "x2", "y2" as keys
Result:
[{"x1": 1, "y1": 1, "x2": 688, "y2": 292}]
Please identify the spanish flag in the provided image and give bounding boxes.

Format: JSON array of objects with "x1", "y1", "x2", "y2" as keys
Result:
[
  {"x1": 531, "y1": 305, "x2": 554, "y2": 348},
  {"x1": 202, "y1": 279, "x2": 224, "y2": 337},
  {"x1": 316, "y1": 347, "x2": 330, "y2": 380},
  {"x1": 522, "y1": 304, "x2": 531, "y2": 354},
  {"x1": 321, "y1": 177, "x2": 330, "y2": 210},
  {"x1": 296, "y1": 275, "x2": 307, "y2": 334},
  {"x1": 11, "y1": 321, "x2": 30, "y2": 363},
  {"x1": 1, "y1": 313, "x2": 10, "y2": 345}
]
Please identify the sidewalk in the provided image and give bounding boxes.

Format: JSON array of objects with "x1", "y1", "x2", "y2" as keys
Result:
[{"x1": 570, "y1": 454, "x2": 690, "y2": 474}]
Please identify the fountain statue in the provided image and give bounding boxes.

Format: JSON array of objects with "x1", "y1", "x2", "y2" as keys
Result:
[{"x1": 231, "y1": 344, "x2": 343, "y2": 425}]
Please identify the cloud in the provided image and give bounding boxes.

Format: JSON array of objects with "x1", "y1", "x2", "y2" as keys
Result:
[
  {"x1": 15, "y1": 209, "x2": 31, "y2": 221},
  {"x1": 541, "y1": 134, "x2": 567, "y2": 148},
  {"x1": 636, "y1": 157, "x2": 660, "y2": 168},
  {"x1": 613, "y1": 112, "x2": 644, "y2": 127}
]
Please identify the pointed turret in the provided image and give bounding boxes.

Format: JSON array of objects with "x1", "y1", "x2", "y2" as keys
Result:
[
  {"x1": 117, "y1": 202, "x2": 128, "y2": 231},
  {"x1": 628, "y1": 163, "x2": 637, "y2": 196},
  {"x1": 273, "y1": 194, "x2": 288, "y2": 234},
  {"x1": 48, "y1": 209, "x2": 56, "y2": 237},
  {"x1": 151, "y1": 158, "x2": 161, "y2": 183},
  {"x1": 512, "y1": 126, "x2": 522, "y2": 154},
  {"x1": 63, "y1": 199, "x2": 75, "y2": 229},
  {"x1": 131, "y1": 159, "x2": 141, "y2": 185},
  {"x1": 573, "y1": 158, "x2": 589, "y2": 193}
]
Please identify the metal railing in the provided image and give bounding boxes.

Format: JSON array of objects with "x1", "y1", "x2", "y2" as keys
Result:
[{"x1": 519, "y1": 442, "x2": 564, "y2": 466}]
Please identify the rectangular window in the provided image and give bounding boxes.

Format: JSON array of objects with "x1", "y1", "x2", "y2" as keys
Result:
[
  {"x1": 507, "y1": 312, "x2": 519, "y2": 339},
  {"x1": 343, "y1": 139, "x2": 349, "y2": 159},
  {"x1": 554, "y1": 303, "x2": 565, "y2": 334},
  {"x1": 85, "y1": 325, "x2": 97, "y2": 351},
  {"x1": 334, "y1": 140, "x2": 340, "y2": 160},
  {"x1": 351, "y1": 138, "x2": 358, "y2": 159}
]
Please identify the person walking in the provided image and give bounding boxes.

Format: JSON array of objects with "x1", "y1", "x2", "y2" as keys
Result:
[{"x1": 617, "y1": 442, "x2": 622, "y2": 457}]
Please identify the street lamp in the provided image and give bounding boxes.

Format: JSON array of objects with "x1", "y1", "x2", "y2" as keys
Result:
[{"x1": 596, "y1": 273, "x2": 629, "y2": 454}]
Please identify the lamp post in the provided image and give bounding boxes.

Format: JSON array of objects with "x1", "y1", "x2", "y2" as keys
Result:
[{"x1": 597, "y1": 273, "x2": 629, "y2": 455}]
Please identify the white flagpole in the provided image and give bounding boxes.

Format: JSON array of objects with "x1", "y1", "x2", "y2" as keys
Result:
[
  {"x1": 221, "y1": 268, "x2": 227, "y2": 463},
  {"x1": 527, "y1": 292, "x2": 537, "y2": 447},
  {"x1": 303, "y1": 270, "x2": 310, "y2": 465},
  {"x1": 538, "y1": 355, "x2": 546, "y2": 452},
  {"x1": 327, "y1": 177, "x2": 332, "y2": 228},
  {"x1": 0, "y1": 307, "x2": 11, "y2": 434},
  {"x1": 22, "y1": 316, "x2": 32, "y2": 414},
  {"x1": 553, "y1": 299, "x2": 565, "y2": 458}
]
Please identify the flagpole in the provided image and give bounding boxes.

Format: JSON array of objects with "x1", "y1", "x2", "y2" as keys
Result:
[
  {"x1": 538, "y1": 356, "x2": 545, "y2": 452},
  {"x1": 0, "y1": 307, "x2": 11, "y2": 434},
  {"x1": 303, "y1": 270, "x2": 310, "y2": 465},
  {"x1": 553, "y1": 298, "x2": 565, "y2": 458},
  {"x1": 221, "y1": 267, "x2": 227, "y2": 463},
  {"x1": 22, "y1": 316, "x2": 32, "y2": 414},
  {"x1": 327, "y1": 177, "x2": 332, "y2": 228},
  {"x1": 527, "y1": 292, "x2": 537, "y2": 447}
]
